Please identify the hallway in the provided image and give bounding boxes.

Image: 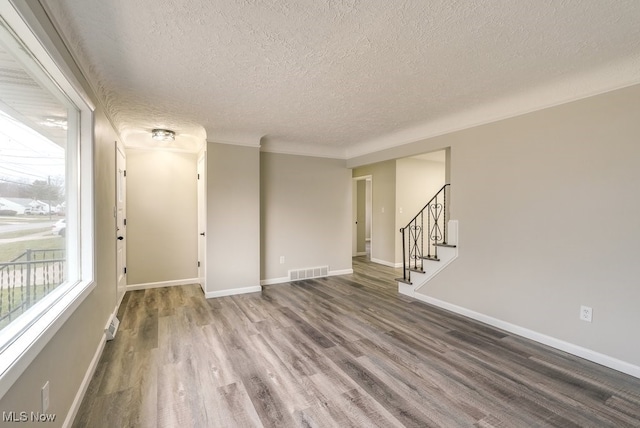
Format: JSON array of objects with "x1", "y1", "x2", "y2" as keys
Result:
[{"x1": 73, "y1": 258, "x2": 640, "y2": 427}]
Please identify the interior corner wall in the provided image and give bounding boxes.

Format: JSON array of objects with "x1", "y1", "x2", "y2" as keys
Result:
[
  {"x1": 395, "y1": 158, "x2": 446, "y2": 262},
  {"x1": 353, "y1": 161, "x2": 396, "y2": 266},
  {"x1": 261, "y1": 153, "x2": 352, "y2": 281},
  {"x1": 206, "y1": 143, "x2": 260, "y2": 293},
  {"x1": 125, "y1": 149, "x2": 198, "y2": 286},
  {"x1": 365, "y1": 180, "x2": 372, "y2": 241},
  {"x1": 0, "y1": 108, "x2": 118, "y2": 423},
  {"x1": 355, "y1": 83, "x2": 640, "y2": 369},
  {"x1": 0, "y1": 2, "x2": 119, "y2": 421}
]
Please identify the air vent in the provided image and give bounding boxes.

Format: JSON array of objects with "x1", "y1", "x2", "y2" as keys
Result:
[
  {"x1": 105, "y1": 316, "x2": 120, "y2": 341},
  {"x1": 289, "y1": 265, "x2": 329, "y2": 281}
]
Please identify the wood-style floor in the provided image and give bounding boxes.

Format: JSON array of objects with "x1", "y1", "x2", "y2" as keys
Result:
[{"x1": 73, "y1": 257, "x2": 640, "y2": 427}]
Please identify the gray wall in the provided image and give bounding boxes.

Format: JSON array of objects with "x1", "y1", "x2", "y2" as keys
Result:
[
  {"x1": 0, "y1": 110, "x2": 118, "y2": 426},
  {"x1": 350, "y1": 83, "x2": 640, "y2": 368},
  {"x1": 260, "y1": 153, "x2": 352, "y2": 280},
  {"x1": 206, "y1": 143, "x2": 260, "y2": 293},
  {"x1": 0, "y1": 2, "x2": 118, "y2": 424},
  {"x1": 395, "y1": 158, "x2": 446, "y2": 262},
  {"x1": 353, "y1": 161, "x2": 396, "y2": 266},
  {"x1": 353, "y1": 158, "x2": 445, "y2": 266},
  {"x1": 126, "y1": 149, "x2": 198, "y2": 285}
]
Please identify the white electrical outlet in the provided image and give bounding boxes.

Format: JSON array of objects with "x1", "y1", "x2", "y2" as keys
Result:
[
  {"x1": 42, "y1": 381, "x2": 50, "y2": 412},
  {"x1": 580, "y1": 305, "x2": 593, "y2": 322},
  {"x1": 279, "y1": 256, "x2": 285, "y2": 264}
]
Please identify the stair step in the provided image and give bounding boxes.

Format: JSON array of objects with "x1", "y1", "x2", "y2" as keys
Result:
[
  {"x1": 434, "y1": 243, "x2": 457, "y2": 248},
  {"x1": 395, "y1": 277, "x2": 412, "y2": 285},
  {"x1": 422, "y1": 256, "x2": 440, "y2": 262}
]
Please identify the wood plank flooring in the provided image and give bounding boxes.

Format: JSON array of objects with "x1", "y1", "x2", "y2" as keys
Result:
[{"x1": 73, "y1": 257, "x2": 640, "y2": 427}]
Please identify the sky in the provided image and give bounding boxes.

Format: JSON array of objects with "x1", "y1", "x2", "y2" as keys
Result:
[{"x1": 0, "y1": 111, "x2": 65, "y2": 187}]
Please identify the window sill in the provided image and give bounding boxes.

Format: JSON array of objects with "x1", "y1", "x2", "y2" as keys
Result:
[{"x1": 0, "y1": 279, "x2": 97, "y2": 400}]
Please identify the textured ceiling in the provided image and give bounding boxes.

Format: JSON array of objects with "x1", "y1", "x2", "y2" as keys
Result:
[{"x1": 41, "y1": 0, "x2": 640, "y2": 157}]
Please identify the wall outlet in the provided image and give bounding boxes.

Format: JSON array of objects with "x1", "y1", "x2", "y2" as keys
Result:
[
  {"x1": 279, "y1": 256, "x2": 285, "y2": 264},
  {"x1": 42, "y1": 381, "x2": 50, "y2": 412},
  {"x1": 580, "y1": 305, "x2": 593, "y2": 322}
]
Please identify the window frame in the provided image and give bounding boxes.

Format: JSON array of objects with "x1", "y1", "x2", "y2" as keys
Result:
[{"x1": 0, "y1": 1, "x2": 95, "y2": 400}]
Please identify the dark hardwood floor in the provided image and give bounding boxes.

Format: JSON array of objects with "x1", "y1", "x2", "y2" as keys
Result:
[{"x1": 73, "y1": 257, "x2": 640, "y2": 427}]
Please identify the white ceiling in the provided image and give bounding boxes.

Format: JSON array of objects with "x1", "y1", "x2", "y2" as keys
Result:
[{"x1": 41, "y1": 0, "x2": 640, "y2": 158}]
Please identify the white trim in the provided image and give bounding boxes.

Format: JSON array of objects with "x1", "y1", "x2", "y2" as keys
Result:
[
  {"x1": 346, "y1": 59, "x2": 640, "y2": 160},
  {"x1": 411, "y1": 293, "x2": 640, "y2": 379},
  {"x1": 405, "y1": 221, "x2": 459, "y2": 294},
  {"x1": 5, "y1": 1, "x2": 95, "y2": 111},
  {"x1": 260, "y1": 268, "x2": 354, "y2": 286},
  {"x1": 208, "y1": 138, "x2": 261, "y2": 148},
  {"x1": 205, "y1": 286, "x2": 262, "y2": 299},
  {"x1": 329, "y1": 268, "x2": 353, "y2": 276},
  {"x1": 370, "y1": 258, "x2": 402, "y2": 268},
  {"x1": 354, "y1": 252, "x2": 368, "y2": 256},
  {"x1": 260, "y1": 277, "x2": 289, "y2": 286},
  {"x1": 62, "y1": 331, "x2": 108, "y2": 427},
  {"x1": 126, "y1": 278, "x2": 200, "y2": 291},
  {"x1": 0, "y1": 280, "x2": 96, "y2": 399},
  {"x1": 259, "y1": 140, "x2": 345, "y2": 159}
]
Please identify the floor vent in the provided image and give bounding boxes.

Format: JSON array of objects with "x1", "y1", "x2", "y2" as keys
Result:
[
  {"x1": 289, "y1": 265, "x2": 329, "y2": 281},
  {"x1": 105, "y1": 316, "x2": 120, "y2": 341}
]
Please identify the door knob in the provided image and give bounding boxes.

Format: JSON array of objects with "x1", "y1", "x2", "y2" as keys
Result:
[{"x1": 117, "y1": 236, "x2": 124, "y2": 240}]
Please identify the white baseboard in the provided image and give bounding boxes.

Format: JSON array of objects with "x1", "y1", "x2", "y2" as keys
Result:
[
  {"x1": 63, "y1": 323, "x2": 112, "y2": 427},
  {"x1": 370, "y1": 258, "x2": 402, "y2": 268},
  {"x1": 260, "y1": 269, "x2": 354, "y2": 286},
  {"x1": 260, "y1": 276, "x2": 289, "y2": 286},
  {"x1": 411, "y1": 293, "x2": 640, "y2": 379},
  {"x1": 205, "y1": 285, "x2": 262, "y2": 298},
  {"x1": 329, "y1": 268, "x2": 353, "y2": 276},
  {"x1": 126, "y1": 277, "x2": 199, "y2": 291},
  {"x1": 354, "y1": 252, "x2": 367, "y2": 256}
]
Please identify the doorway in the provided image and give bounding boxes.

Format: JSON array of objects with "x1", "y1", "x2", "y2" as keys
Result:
[
  {"x1": 352, "y1": 175, "x2": 372, "y2": 259},
  {"x1": 115, "y1": 142, "x2": 127, "y2": 304},
  {"x1": 197, "y1": 152, "x2": 206, "y2": 292}
]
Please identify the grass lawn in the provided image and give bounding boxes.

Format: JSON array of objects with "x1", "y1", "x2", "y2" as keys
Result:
[
  {"x1": 0, "y1": 215, "x2": 55, "y2": 224},
  {"x1": 0, "y1": 227, "x2": 51, "y2": 240},
  {"x1": 0, "y1": 283, "x2": 61, "y2": 329},
  {"x1": 0, "y1": 237, "x2": 65, "y2": 261},
  {"x1": 0, "y1": 226, "x2": 66, "y2": 328}
]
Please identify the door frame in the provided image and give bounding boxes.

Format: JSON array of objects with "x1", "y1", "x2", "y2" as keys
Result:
[
  {"x1": 115, "y1": 141, "x2": 127, "y2": 305},
  {"x1": 352, "y1": 175, "x2": 372, "y2": 258},
  {"x1": 197, "y1": 150, "x2": 207, "y2": 292}
]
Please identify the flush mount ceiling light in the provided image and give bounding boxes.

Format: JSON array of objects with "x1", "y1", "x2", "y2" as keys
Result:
[{"x1": 151, "y1": 128, "x2": 175, "y2": 141}]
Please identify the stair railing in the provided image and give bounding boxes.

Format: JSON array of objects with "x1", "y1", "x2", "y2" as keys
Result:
[{"x1": 399, "y1": 184, "x2": 450, "y2": 283}]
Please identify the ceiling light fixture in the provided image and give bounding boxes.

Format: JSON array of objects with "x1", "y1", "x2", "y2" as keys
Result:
[{"x1": 151, "y1": 128, "x2": 175, "y2": 141}]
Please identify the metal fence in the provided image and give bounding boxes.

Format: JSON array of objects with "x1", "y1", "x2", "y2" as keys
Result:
[{"x1": 0, "y1": 249, "x2": 66, "y2": 329}]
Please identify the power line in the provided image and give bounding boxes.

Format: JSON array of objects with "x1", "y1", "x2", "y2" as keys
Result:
[
  {"x1": 0, "y1": 165, "x2": 47, "y2": 179},
  {"x1": 0, "y1": 177, "x2": 31, "y2": 186},
  {"x1": 0, "y1": 153, "x2": 64, "y2": 160}
]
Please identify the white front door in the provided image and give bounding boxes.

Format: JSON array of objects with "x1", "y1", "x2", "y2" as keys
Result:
[
  {"x1": 197, "y1": 153, "x2": 206, "y2": 292},
  {"x1": 116, "y1": 143, "x2": 127, "y2": 303}
]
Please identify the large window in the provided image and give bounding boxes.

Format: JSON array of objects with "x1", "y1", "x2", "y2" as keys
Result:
[{"x1": 0, "y1": 2, "x2": 93, "y2": 396}]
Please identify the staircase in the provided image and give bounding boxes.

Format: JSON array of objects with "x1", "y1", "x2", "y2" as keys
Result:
[{"x1": 396, "y1": 184, "x2": 458, "y2": 296}]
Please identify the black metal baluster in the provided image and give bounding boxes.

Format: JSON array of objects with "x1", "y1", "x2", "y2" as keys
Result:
[
  {"x1": 443, "y1": 185, "x2": 448, "y2": 245},
  {"x1": 397, "y1": 184, "x2": 450, "y2": 285},
  {"x1": 420, "y1": 211, "x2": 424, "y2": 271},
  {"x1": 401, "y1": 227, "x2": 407, "y2": 281}
]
